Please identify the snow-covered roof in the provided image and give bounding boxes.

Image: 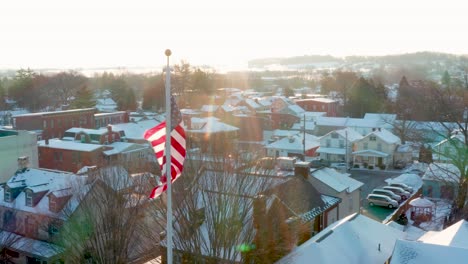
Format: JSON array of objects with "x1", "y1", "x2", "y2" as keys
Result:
[
  {"x1": 277, "y1": 213, "x2": 405, "y2": 264},
  {"x1": 38, "y1": 139, "x2": 104, "y2": 152},
  {"x1": 244, "y1": 98, "x2": 261, "y2": 109},
  {"x1": 364, "y1": 113, "x2": 396, "y2": 124},
  {"x1": 422, "y1": 163, "x2": 460, "y2": 182},
  {"x1": 266, "y1": 133, "x2": 319, "y2": 152},
  {"x1": 187, "y1": 117, "x2": 239, "y2": 133},
  {"x1": 316, "y1": 116, "x2": 348, "y2": 127},
  {"x1": 110, "y1": 119, "x2": 159, "y2": 140},
  {"x1": 324, "y1": 127, "x2": 363, "y2": 142},
  {"x1": 1, "y1": 168, "x2": 87, "y2": 219},
  {"x1": 96, "y1": 98, "x2": 116, "y2": 105},
  {"x1": 310, "y1": 167, "x2": 363, "y2": 193},
  {"x1": 418, "y1": 220, "x2": 468, "y2": 248},
  {"x1": 385, "y1": 173, "x2": 423, "y2": 192},
  {"x1": 409, "y1": 197, "x2": 435, "y2": 207},
  {"x1": 288, "y1": 104, "x2": 305, "y2": 116},
  {"x1": 391, "y1": 239, "x2": 468, "y2": 264},
  {"x1": 66, "y1": 127, "x2": 108, "y2": 135},
  {"x1": 102, "y1": 142, "x2": 147, "y2": 156},
  {"x1": 366, "y1": 128, "x2": 401, "y2": 144},
  {"x1": 272, "y1": 129, "x2": 300, "y2": 138},
  {"x1": 291, "y1": 121, "x2": 316, "y2": 131},
  {"x1": 0, "y1": 231, "x2": 63, "y2": 259},
  {"x1": 200, "y1": 105, "x2": 219, "y2": 112}
]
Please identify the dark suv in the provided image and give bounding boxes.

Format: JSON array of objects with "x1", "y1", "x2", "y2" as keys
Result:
[{"x1": 310, "y1": 159, "x2": 331, "y2": 168}]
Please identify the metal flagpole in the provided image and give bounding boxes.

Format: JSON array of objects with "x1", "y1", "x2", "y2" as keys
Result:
[{"x1": 164, "y1": 49, "x2": 173, "y2": 264}]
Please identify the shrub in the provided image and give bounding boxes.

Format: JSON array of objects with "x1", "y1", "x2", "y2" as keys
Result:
[
  {"x1": 368, "y1": 165, "x2": 374, "y2": 170},
  {"x1": 380, "y1": 165, "x2": 386, "y2": 170},
  {"x1": 353, "y1": 164, "x2": 360, "y2": 168}
]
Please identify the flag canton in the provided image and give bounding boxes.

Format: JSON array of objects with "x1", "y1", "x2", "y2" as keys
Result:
[{"x1": 170, "y1": 95, "x2": 182, "y2": 131}]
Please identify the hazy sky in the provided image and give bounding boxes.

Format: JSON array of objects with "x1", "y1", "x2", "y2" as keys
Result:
[{"x1": 1, "y1": 0, "x2": 467, "y2": 69}]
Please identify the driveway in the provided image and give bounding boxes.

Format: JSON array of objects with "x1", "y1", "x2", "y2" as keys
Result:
[{"x1": 349, "y1": 169, "x2": 402, "y2": 222}]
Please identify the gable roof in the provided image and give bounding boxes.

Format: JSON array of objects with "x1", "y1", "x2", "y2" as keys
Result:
[
  {"x1": 266, "y1": 133, "x2": 319, "y2": 152},
  {"x1": 311, "y1": 167, "x2": 363, "y2": 193},
  {"x1": 277, "y1": 213, "x2": 405, "y2": 264},
  {"x1": 421, "y1": 163, "x2": 460, "y2": 182},
  {"x1": 365, "y1": 128, "x2": 401, "y2": 144},
  {"x1": 418, "y1": 219, "x2": 468, "y2": 248},
  {"x1": 262, "y1": 177, "x2": 332, "y2": 222},
  {"x1": 391, "y1": 239, "x2": 468, "y2": 264}
]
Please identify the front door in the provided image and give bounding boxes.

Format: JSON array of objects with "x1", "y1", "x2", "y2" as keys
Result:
[{"x1": 377, "y1": 157, "x2": 383, "y2": 166}]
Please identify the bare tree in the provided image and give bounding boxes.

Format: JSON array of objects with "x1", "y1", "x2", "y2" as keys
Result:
[
  {"x1": 153, "y1": 151, "x2": 280, "y2": 263},
  {"x1": 54, "y1": 166, "x2": 161, "y2": 263}
]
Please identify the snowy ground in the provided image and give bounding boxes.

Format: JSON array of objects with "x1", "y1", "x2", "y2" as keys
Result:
[{"x1": 388, "y1": 199, "x2": 452, "y2": 241}]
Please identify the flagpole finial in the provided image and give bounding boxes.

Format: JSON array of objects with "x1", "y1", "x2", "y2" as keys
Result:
[{"x1": 165, "y1": 49, "x2": 172, "y2": 57}]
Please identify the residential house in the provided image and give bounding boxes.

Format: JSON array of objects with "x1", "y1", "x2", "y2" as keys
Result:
[
  {"x1": 433, "y1": 132, "x2": 465, "y2": 163},
  {"x1": 12, "y1": 108, "x2": 96, "y2": 139},
  {"x1": 422, "y1": 163, "x2": 459, "y2": 200},
  {"x1": 270, "y1": 97, "x2": 303, "y2": 129},
  {"x1": 352, "y1": 128, "x2": 401, "y2": 169},
  {"x1": 186, "y1": 117, "x2": 239, "y2": 154},
  {"x1": 253, "y1": 176, "x2": 341, "y2": 262},
  {"x1": 317, "y1": 128, "x2": 363, "y2": 163},
  {"x1": 308, "y1": 167, "x2": 364, "y2": 220},
  {"x1": 277, "y1": 213, "x2": 405, "y2": 264},
  {"x1": 0, "y1": 130, "x2": 38, "y2": 183},
  {"x1": 314, "y1": 114, "x2": 395, "y2": 137},
  {"x1": 265, "y1": 133, "x2": 320, "y2": 160},
  {"x1": 95, "y1": 98, "x2": 118, "y2": 113},
  {"x1": 0, "y1": 161, "x2": 87, "y2": 263},
  {"x1": 418, "y1": 219, "x2": 468, "y2": 248}
]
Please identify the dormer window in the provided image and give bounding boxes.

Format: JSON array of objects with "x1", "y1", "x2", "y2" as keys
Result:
[
  {"x1": 370, "y1": 136, "x2": 377, "y2": 141},
  {"x1": 25, "y1": 190, "x2": 33, "y2": 207}
]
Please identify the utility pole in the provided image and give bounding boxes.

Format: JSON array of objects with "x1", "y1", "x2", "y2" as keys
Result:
[{"x1": 345, "y1": 129, "x2": 349, "y2": 170}]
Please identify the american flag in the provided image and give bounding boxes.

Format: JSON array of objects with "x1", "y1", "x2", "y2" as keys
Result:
[{"x1": 144, "y1": 96, "x2": 186, "y2": 199}]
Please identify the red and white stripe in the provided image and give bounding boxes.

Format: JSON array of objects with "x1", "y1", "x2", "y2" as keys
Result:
[{"x1": 144, "y1": 121, "x2": 186, "y2": 199}]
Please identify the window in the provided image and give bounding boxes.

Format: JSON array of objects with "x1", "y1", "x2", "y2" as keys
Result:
[
  {"x1": 4, "y1": 188, "x2": 11, "y2": 202},
  {"x1": 48, "y1": 223, "x2": 59, "y2": 236},
  {"x1": 326, "y1": 139, "x2": 331, "y2": 147},
  {"x1": 363, "y1": 143, "x2": 368, "y2": 150},
  {"x1": 43, "y1": 120, "x2": 47, "y2": 128},
  {"x1": 348, "y1": 197, "x2": 353, "y2": 212},
  {"x1": 3, "y1": 210, "x2": 16, "y2": 230},
  {"x1": 26, "y1": 191, "x2": 33, "y2": 206},
  {"x1": 25, "y1": 217, "x2": 37, "y2": 236},
  {"x1": 369, "y1": 136, "x2": 377, "y2": 141},
  {"x1": 54, "y1": 152, "x2": 63, "y2": 162},
  {"x1": 331, "y1": 133, "x2": 338, "y2": 139},
  {"x1": 50, "y1": 119, "x2": 54, "y2": 128},
  {"x1": 377, "y1": 143, "x2": 382, "y2": 151},
  {"x1": 72, "y1": 152, "x2": 81, "y2": 163},
  {"x1": 49, "y1": 197, "x2": 57, "y2": 212},
  {"x1": 339, "y1": 140, "x2": 344, "y2": 148}
]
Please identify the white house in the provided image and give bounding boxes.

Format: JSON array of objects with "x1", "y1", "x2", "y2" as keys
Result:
[
  {"x1": 317, "y1": 128, "x2": 363, "y2": 163},
  {"x1": 95, "y1": 98, "x2": 118, "y2": 113},
  {"x1": 308, "y1": 167, "x2": 363, "y2": 219},
  {"x1": 352, "y1": 128, "x2": 401, "y2": 169}
]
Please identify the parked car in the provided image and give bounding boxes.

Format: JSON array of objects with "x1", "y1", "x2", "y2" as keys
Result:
[
  {"x1": 372, "y1": 189, "x2": 402, "y2": 203},
  {"x1": 367, "y1": 194, "x2": 399, "y2": 209},
  {"x1": 331, "y1": 163, "x2": 348, "y2": 171},
  {"x1": 394, "y1": 160, "x2": 407, "y2": 169},
  {"x1": 382, "y1": 186, "x2": 411, "y2": 200},
  {"x1": 388, "y1": 182, "x2": 414, "y2": 193},
  {"x1": 310, "y1": 159, "x2": 331, "y2": 168}
]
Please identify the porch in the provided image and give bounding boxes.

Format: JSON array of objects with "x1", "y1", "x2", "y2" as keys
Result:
[{"x1": 352, "y1": 149, "x2": 389, "y2": 169}]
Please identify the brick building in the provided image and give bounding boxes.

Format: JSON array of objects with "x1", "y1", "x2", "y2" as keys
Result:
[
  {"x1": 94, "y1": 111, "x2": 129, "y2": 129},
  {"x1": 13, "y1": 108, "x2": 96, "y2": 139},
  {"x1": 295, "y1": 98, "x2": 339, "y2": 117}
]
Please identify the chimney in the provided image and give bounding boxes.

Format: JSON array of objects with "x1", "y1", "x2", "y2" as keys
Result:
[
  {"x1": 294, "y1": 161, "x2": 311, "y2": 180},
  {"x1": 17, "y1": 156, "x2": 29, "y2": 171},
  {"x1": 45, "y1": 138, "x2": 49, "y2": 145},
  {"x1": 107, "y1": 125, "x2": 113, "y2": 143}
]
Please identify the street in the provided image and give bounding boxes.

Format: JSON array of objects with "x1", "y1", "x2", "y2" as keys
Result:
[{"x1": 349, "y1": 169, "x2": 402, "y2": 222}]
